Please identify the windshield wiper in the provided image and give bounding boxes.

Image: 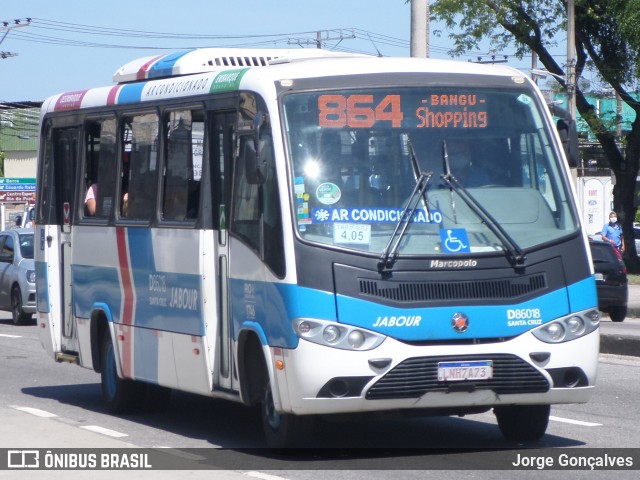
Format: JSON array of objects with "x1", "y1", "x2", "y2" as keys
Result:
[
  {"x1": 378, "y1": 139, "x2": 433, "y2": 272},
  {"x1": 440, "y1": 140, "x2": 526, "y2": 266}
]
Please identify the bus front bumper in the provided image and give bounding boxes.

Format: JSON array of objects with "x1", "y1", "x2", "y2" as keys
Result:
[{"x1": 271, "y1": 327, "x2": 599, "y2": 416}]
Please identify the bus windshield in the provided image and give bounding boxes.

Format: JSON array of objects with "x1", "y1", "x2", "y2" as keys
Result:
[{"x1": 283, "y1": 84, "x2": 578, "y2": 256}]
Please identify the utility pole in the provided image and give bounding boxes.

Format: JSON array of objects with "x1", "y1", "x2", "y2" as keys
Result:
[
  {"x1": 288, "y1": 30, "x2": 355, "y2": 50},
  {"x1": 410, "y1": 0, "x2": 429, "y2": 58},
  {"x1": 566, "y1": 0, "x2": 576, "y2": 122},
  {"x1": 1, "y1": 18, "x2": 31, "y2": 59}
]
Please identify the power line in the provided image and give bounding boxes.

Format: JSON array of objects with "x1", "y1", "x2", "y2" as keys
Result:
[
  {"x1": 0, "y1": 17, "x2": 32, "y2": 59},
  {"x1": 4, "y1": 17, "x2": 537, "y2": 67}
]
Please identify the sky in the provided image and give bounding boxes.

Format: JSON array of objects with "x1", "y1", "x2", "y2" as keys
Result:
[{"x1": 0, "y1": 0, "x2": 547, "y2": 103}]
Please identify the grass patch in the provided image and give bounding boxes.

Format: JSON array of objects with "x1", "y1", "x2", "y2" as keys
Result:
[{"x1": 628, "y1": 274, "x2": 640, "y2": 285}]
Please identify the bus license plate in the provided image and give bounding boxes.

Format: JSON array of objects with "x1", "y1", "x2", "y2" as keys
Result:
[{"x1": 437, "y1": 360, "x2": 493, "y2": 382}]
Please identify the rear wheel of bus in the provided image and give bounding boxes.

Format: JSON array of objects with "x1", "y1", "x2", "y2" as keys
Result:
[
  {"x1": 494, "y1": 404, "x2": 550, "y2": 441},
  {"x1": 100, "y1": 334, "x2": 145, "y2": 413}
]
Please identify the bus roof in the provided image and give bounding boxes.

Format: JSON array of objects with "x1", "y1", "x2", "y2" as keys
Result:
[
  {"x1": 112, "y1": 47, "x2": 363, "y2": 83},
  {"x1": 42, "y1": 48, "x2": 530, "y2": 114}
]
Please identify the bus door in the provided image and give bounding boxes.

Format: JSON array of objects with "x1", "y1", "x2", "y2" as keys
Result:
[
  {"x1": 208, "y1": 111, "x2": 237, "y2": 392},
  {"x1": 37, "y1": 124, "x2": 80, "y2": 356}
]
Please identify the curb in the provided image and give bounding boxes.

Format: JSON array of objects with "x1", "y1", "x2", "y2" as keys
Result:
[
  {"x1": 600, "y1": 333, "x2": 640, "y2": 357},
  {"x1": 627, "y1": 308, "x2": 640, "y2": 319}
]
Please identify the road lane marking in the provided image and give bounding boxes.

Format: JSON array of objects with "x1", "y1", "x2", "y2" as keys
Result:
[
  {"x1": 12, "y1": 406, "x2": 57, "y2": 418},
  {"x1": 0, "y1": 333, "x2": 21, "y2": 338},
  {"x1": 245, "y1": 473, "x2": 290, "y2": 480},
  {"x1": 80, "y1": 425, "x2": 129, "y2": 438},
  {"x1": 550, "y1": 415, "x2": 602, "y2": 427}
]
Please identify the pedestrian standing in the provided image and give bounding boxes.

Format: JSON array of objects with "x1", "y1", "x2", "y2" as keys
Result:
[{"x1": 601, "y1": 211, "x2": 625, "y2": 253}]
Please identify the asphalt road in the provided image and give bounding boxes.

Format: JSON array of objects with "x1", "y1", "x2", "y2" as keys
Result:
[{"x1": 599, "y1": 283, "x2": 640, "y2": 357}]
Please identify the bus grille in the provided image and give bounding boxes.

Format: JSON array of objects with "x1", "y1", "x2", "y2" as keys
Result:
[
  {"x1": 366, "y1": 354, "x2": 549, "y2": 400},
  {"x1": 359, "y1": 273, "x2": 547, "y2": 303}
]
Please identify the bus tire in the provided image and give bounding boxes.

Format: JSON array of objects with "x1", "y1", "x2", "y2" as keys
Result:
[
  {"x1": 494, "y1": 404, "x2": 550, "y2": 442},
  {"x1": 100, "y1": 334, "x2": 144, "y2": 414},
  {"x1": 259, "y1": 363, "x2": 314, "y2": 448}
]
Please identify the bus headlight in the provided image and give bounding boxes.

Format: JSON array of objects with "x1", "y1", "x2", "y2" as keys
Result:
[
  {"x1": 544, "y1": 322, "x2": 565, "y2": 342},
  {"x1": 323, "y1": 326, "x2": 341, "y2": 344},
  {"x1": 566, "y1": 316, "x2": 585, "y2": 335},
  {"x1": 347, "y1": 330, "x2": 366, "y2": 349},
  {"x1": 293, "y1": 318, "x2": 386, "y2": 351},
  {"x1": 532, "y1": 309, "x2": 599, "y2": 344}
]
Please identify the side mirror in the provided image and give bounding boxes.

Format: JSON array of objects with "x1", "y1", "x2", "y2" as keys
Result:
[
  {"x1": 549, "y1": 103, "x2": 579, "y2": 168},
  {"x1": 556, "y1": 118, "x2": 579, "y2": 168},
  {"x1": 0, "y1": 252, "x2": 13, "y2": 263},
  {"x1": 243, "y1": 111, "x2": 269, "y2": 185},
  {"x1": 243, "y1": 138, "x2": 266, "y2": 185}
]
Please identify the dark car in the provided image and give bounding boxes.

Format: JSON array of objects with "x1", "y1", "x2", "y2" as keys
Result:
[{"x1": 589, "y1": 238, "x2": 628, "y2": 322}]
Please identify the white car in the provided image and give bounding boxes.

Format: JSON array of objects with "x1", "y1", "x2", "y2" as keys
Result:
[{"x1": 0, "y1": 229, "x2": 36, "y2": 324}]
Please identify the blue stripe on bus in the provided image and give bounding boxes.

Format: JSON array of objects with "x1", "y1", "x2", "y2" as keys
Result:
[
  {"x1": 230, "y1": 280, "x2": 337, "y2": 348},
  {"x1": 72, "y1": 228, "x2": 204, "y2": 337},
  {"x1": 567, "y1": 275, "x2": 598, "y2": 311},
  {"x1": 147, "y1": 50, "x2": 193, "y2": 79},
  {"x1": 228, "y1": 277, "x2": 597, "y2": 346},
  {"x1": 118, "y1": 82, "x2": 146, "y2": 104},
  {"x1": 335, "y1": 280, "x2": 597, "y2": 342},
  {"x1": 73, "y1": 265, "x2": 123, "y2": 323},
  {"x1": 337, "y1": 289, "x2": 569, "y2": 341}
]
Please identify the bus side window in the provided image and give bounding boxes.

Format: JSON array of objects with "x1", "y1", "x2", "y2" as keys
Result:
[
  {"x1": 232, "y1": 136, "x2": 260, "y2": 245},
  {"x1": 162, "y1": 110, "x2": 203, "y2": 222},
  {"x1": 120, "y1": 114, "x2": 159, "y2": 221},
  {"x1": 84, "y1": 117, "x2": 117, "y2": 219}
]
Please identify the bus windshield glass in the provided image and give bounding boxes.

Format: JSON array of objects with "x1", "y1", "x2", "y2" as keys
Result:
[{"x1": 283, "y1": 84, "x2": 578, "y2": 256}]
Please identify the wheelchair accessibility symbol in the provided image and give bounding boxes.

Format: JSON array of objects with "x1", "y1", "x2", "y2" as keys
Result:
[{"x1": 440, "y1": 228, "x2": 471, "y2": 253}]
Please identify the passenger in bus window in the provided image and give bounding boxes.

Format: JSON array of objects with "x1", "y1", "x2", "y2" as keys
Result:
[
  {"x1": 121, "y1": 192, "x2": 129, "y2": 217},
  {"x1": 84, "y1": 183, "x2": 98, "y2": 216},
  {"x1": 447, "y1": 139, "x2": 491, "y2": 187}
]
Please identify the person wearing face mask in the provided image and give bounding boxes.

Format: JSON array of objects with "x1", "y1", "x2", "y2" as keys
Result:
[{"x1": 601, "y1": 211, "x2": 625, "y2": 253}]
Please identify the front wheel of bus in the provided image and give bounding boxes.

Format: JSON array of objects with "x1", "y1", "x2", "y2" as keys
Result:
[
  {"x1": 100, "y1": 334, "x2": 144, "y2": 414},
  {"x1": 260, "y1": 378, "x2": 314, "y2": 449},
  {"x1": 494, "y1": 404, "x2": 550, "y2": 442}
]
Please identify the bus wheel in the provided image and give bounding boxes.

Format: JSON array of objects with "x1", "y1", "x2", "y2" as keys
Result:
[
  {"x1": 260, "y1": 377, "x2": 314, "y2": 449},
  {"x1": 11, "y1": 286, "x2": 31, "y2": 325},
  {"x1": 100, "y1": 334, "x2": 144, "y2": 414},
  {"x1": 494, "y1": 404, "x2": 550, "y2": 442}
]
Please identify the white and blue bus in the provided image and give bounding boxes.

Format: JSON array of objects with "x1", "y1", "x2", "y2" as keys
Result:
[{"x1": 35, "y1": 48, "x2": 599, "y2": 447}]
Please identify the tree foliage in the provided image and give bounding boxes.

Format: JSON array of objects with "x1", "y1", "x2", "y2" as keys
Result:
[{"x1": 429, "y1": 0, "x2": 640, "y2": 268}]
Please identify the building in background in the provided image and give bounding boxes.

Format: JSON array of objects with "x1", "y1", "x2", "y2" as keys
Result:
[{"x1": 0, "y1": 102, "x2": 40, "y2": 229}]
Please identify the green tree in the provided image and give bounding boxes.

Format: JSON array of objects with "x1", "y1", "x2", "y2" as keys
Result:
[{"x1": 430, "y1": 0, "x2": 640, "y2": 269}]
